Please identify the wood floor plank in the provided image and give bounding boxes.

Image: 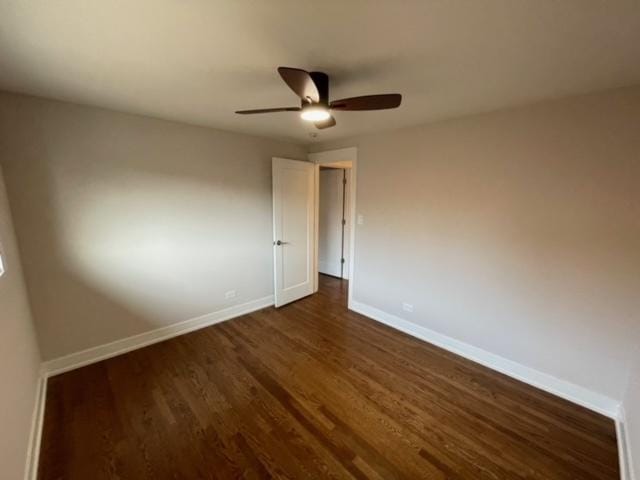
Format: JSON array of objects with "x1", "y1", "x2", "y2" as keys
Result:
[{"x1": 38, "y1": 275, "x2": 620, "y2": 479}]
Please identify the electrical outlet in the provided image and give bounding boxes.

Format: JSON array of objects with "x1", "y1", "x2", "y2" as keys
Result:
[
  {"x1": 357, "y1": 214, "x2": 364, "y2": 225},
  {"x1": 224, "y1": 290, "x2": 237, "y2": 300},
  {"x1": 402, "y1": 302, "x2": 414, "y2": 313}
]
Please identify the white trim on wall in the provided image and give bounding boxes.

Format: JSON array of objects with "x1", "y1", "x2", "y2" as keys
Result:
[
  {"x1": 318, "y1": 259, "x2": 342, "y2": 278},
  {"x1": 314, "y1": 162, "x2": 320, "y2": 293},
  {"x1": 350, "y1": 299, "x2": 621, "y2": 419},
  {"x1": 41, "y1": 295, "x2": 274, "y2": 377},
  {"x1": 28, "y1": 296, "x2": 275, "y2": 479},
  {"x1": 346, "y1": 153, "x2": 356, "y2": 308},
  {"x1": 27, "y1": 295, "x2": 629, "y2": 479},
  {"x1": 24, "y1": 375, "x2": 46, "y2": 480},
  {"x1": 618, "y1": 406, "x2": 637, "y2": 480}
]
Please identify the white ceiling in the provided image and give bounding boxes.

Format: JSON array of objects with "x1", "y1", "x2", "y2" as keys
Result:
[{"x1": 2, "y1": 0, "x2": 640, "y2": 144}]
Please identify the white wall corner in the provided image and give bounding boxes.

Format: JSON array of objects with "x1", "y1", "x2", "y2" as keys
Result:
[
  {"x1": 41, "y1": 295, "x2": 274, "y2": 377},
  {"x1": 349, "y1": 299, "x2": 621, "y2": 420}
]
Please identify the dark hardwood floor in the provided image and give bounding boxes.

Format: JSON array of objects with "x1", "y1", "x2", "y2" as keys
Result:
[{"x1": 39, "y1": 275, "x2": 619, "y2": 479}]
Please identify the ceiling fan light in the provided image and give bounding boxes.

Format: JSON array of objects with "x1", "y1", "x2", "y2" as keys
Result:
[{"x1": 300, "y1": 106, "x2": 330, "y2": 122}]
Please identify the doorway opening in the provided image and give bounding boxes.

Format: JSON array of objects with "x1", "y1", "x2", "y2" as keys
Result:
[
  {"x1": 271, "y1": 148, "x2": 356, "y2": 308},
  {"x1": 318, "y1": 165, "x2": 351, "y2": 280},
  {"x1": 309, "y1": 147, "x2": 357, "y2": 308}
]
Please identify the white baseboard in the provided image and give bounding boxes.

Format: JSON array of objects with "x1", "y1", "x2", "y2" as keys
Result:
[
  {"x1": 318, "y1": 260, "x2": 341, "y2": 278},
  {"x1": 25, "y1": 294, "x2": 629, "y2": 478},
  {"x1": 24, "y1": 374, "x2": 47, "y2": 480},
  {"x1": 349, "y1": 299, "x2": 620, "y2": 419},
  {"x1": 618, "y1": 406, "x2": 637, "y2": 480},
  {"x1": 42, "y1": 295, "x2": 274, "y2": 377}
]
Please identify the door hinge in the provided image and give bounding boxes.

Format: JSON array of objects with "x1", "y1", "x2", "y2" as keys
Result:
[
  {"x1": 341, "y1": 258, "x2": 345, "y2": 264},
  {"x1": 341, "y1": 219, "x2": 346, "y2": 226},
  {"x1": 343, "y1": 177, "x2": 347, "y2": 185}
]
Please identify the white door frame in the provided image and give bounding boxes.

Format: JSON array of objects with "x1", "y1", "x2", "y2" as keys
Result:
[{"x1": 308, "y1": 147, "x2": 357, "y2": 308}]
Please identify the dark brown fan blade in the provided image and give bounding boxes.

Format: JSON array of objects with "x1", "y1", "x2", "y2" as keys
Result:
[
  {"x1": 330, "y1": 94, "x2": 402, "y2": 111},
  {"x1": 235, "y1": 107, "x2": 301, "y2": 114},
  {"x1": 314, "y1": 115, "x2": 336, "y2": 129},
  {"x1": 278, "y1": 67, "x2": 320, "y2": 103}
]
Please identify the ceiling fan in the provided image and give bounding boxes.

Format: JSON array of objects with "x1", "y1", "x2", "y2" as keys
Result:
[{"x1": 235, "y1": 67, "x2": 402, "y2": 129}]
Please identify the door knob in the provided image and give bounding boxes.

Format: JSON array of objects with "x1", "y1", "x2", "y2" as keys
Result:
[{"x1": 275, "y1": 240, "x2": 290, "y2": 246}]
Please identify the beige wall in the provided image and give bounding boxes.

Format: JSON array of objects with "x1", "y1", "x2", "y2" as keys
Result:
[
  {"x1": 0, "y1": 165, "x2": 41, "y2": 480},
  {"x1": 2, "y1": 86, "x2": 639, "y2": 476},
  {"x1": 314, "y1": 86, "x2": 640, "y2": 401},
  {"x1": 0, "y1": 92, "x2": 306, "y2": 360}
]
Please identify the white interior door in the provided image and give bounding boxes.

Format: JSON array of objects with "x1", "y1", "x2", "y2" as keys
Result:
[
  {"x1": 272, "y1": 157, "x2": 317, "y2": 307},
  {"x1": 318, "y1": 168, "x2": 351, "y2": 279},
  {"x1": 318, "y1": 168, "x2": 345, "y2": 278}
]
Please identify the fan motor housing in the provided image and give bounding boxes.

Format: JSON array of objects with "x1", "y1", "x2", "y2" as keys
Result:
[{"x1": 308, "y1": 71, "x2": 329, "y2": 106}]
